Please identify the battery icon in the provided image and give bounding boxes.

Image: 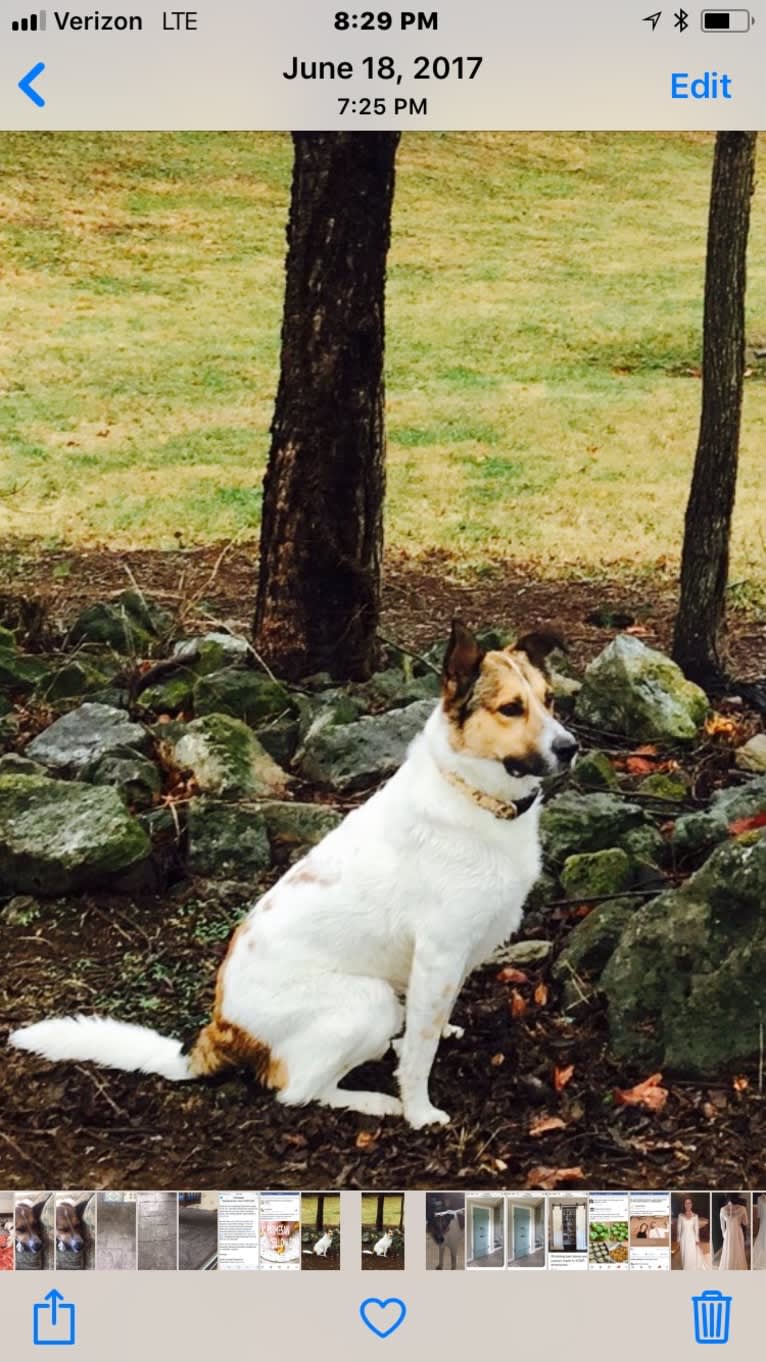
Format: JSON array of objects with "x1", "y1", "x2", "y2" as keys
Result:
[{"x1": 701, "y1": 9, "x2": 752, "y2": 29}]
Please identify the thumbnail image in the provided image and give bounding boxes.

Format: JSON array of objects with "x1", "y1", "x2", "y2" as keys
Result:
[
  {"x1": 95, "y1": 1192, "x2": 137, "y2": 1270},
  {"x1": 466, "y1": 1194, "x2": 505, "y2": 1269},
  {"x1": 218, "y1": 1191, "x2": 259, "y2": 1271},
  {"x1": 13, "y1": 1193, "x2": 54, "y2": 1271},
  {"x1": 302, "y1": 1193, "x2": 340, "y2": 1271},
  {"x1": 0, "y1": 1193, "x2": 13, "y2": 1271},
  {"x1": 507, "y1": 1194, "x2": 545, "y2": 1268},
  {"x1": 671, "y1": 1193, "x2": 711, "y2": 1271},
  {"x1": 711, "y1": 1194, "x2": 750, "y2": 1270},
  {"x1": 259, "y1": 1193, "x2": 300, "y2": 1270},
  {"x1": 630, "y1": 1215, "x2": 669, "y2": 1245},
  {"x1": 752, "y1": 1193, "x2": 766, "y2": 1270},
  {"x1": 426, "y1": 1193, "x2": 465, "y2": 1271},
  {"x1": 178, "y1": 1192, "x2": 218, "y2": 1271},
  {"x1": 137, "y1": 1192, "x2": 178, "y2": 1271},
  {"x1": 55, "y1": 1193, "x2": 95, "y2": 1271},
  {"x1": 588, "y1": 1193, "x2": 629, "y2": 1269},
  {"x1": 629, "y1": 1193, "x2": 670, "y2": 1270},
  {"x1": 548, "y1": 1194, "x2": 588, "y2": 1270},
  {"x1": 362, "y1": 1193, "x2": 405, "y2": 1271}
]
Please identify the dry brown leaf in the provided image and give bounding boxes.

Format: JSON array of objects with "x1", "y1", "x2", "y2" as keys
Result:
[
  {"x1": 534, "y1": 982, "x2": 549, "y2": 1006},
  {"x1": 526, "y1": 1165, "x2": 584, "y2": 1190},
  {"x1": 510, "y1": 989, "x2": 528, "y2": 1018},
  {"x1": 733, "y1": 1075, "x2": 749, "y2": 1092},
  {"x1": 730, "y1": 813, "x2": 766, "y2": 837},
  {"x1": 490, "y1": 1052, "x2": 505, "y2": 1067},
  {"x1": 497, "y1": 967, "x2": 529, "y2": 985},
  {"x1": 494, "y1": 1158, "x2": 508, "y2": 1172},
  {"x1": 614, "y1": 1072, "x2": 668, "y2": 1112},
  {"x1": 355, "y1": 1129, "x2": 379, "y2": 1150},
  {"x1": 554, "y1": 1064, "x2": 575, "y2": 1092},
  {"x1": 529, "y1": 1115, "x2": 566, "y2": 1138}
]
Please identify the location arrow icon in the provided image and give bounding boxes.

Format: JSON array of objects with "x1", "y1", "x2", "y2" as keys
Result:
[
  {"x1": 19, "y1": 61, "x2": 46, "y2": 107},
  {"x1": 644, "y1": 10, "x2": 662, "y2": 28}
]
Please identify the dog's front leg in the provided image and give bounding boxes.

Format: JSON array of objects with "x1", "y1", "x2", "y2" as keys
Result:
[{"x1": 397, "y1": 943, "x2": 464, "y2": 1129}]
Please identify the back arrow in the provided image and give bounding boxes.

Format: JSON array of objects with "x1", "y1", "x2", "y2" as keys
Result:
[
  {"x1": 19, "y1": 61, "x2": 46, "y2": 107},
  {"x1": 643, "y1": 10, "x2": 662, "y2": 28}
]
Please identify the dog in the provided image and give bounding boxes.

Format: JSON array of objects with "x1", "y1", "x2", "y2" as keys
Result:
[
  {"x1": 428, "y1": 1208, "x2": 465, "y2": 1269},
  {"x1": 311, "y1": 1228, "x2": 334, "y2": 1257},
  {"x1": 364, "y1": 1229, "x2": 393, "y2": 1258},
  {"x1": 9, "y1": 621, "x2": 576, "y2": 1130},
  {"x1": 14, "y1": 1199, "x2": 43, "y2": 1255},
  {"x1": 55, "y1": 1198, "x2": 85, "y2": 1255}
]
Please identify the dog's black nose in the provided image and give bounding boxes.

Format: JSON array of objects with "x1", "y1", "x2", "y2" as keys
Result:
[{"x1": 553, "y1": 736, "x2": 578, "y2": 766}]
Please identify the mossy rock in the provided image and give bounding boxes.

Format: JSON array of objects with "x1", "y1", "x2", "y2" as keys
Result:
[
  {"x1": 575, "y1": 634, "x2": 708, "y2": 742},
  {"x1": 35, "y1": 658, "x2": 111, "y2": 705},
  {"x1": 69, "y1": 590, "x2": 170, "y2": 655},
  {"x1": 573, "y1": 750, "x2": 618, "y2": 792},
  {"x1": 259, "y1": 800, "x2": 343, "y2": 856},
  {"x1": 672, "y1": 776, "x2": 766, "y2": 857},
  {"x1": 193, "y1": 668, "x2": 296, "y2": 727},
  {"x1": 0, "y1": 773, "x2": 150, "y2": 894},
  {"x1": 560, "y1": 848, "x2": 632, "y2": 899},
  {"x1": 637, "y1": 772, "x2": 689, "y2": 802},
  {"x1": 553, "y1": 898, "x2": 636, "y2": 980},
  {"x1": 26, "y1": 702, "x2": 150, "y2": 775},
  {"x1": 80, "y1": 746, "x2": 162, "y2": 810},
  {"x1": 187, "y1": 798, "x2": 271, "y2": 878},
  {"x1": 160, "y1": 713, "x2": 290, "y2": 800},
  {"x1": 540, "y1": 791, "x2": 654, "y2": 866}
]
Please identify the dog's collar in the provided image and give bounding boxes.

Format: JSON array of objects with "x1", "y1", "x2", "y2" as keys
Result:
[{"x1": 441, "y1": 768, "x2": 540, "y2": 821}]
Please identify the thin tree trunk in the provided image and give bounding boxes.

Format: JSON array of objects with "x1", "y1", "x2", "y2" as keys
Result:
[
  {"x1": 315, "y1": 1194, "x2": 324, "y2": 1231},
  {"x1": 672, "y1": 131, "x2": 757, "y2": 687},
  {"x1": 376, "y1": 1195, "x2": 385, "y2": 1231},
  {"x1": 254, "y1": 132, "x2": 400, "y2": 681}
]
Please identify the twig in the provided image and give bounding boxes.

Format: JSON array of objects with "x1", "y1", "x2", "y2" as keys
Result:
[
  {"x1": 546, "y1": 888, "x2": 662, "y2": 909},
  {"x1": 376, "y1": 631, "x2": 441, "y2": 676},
  {"x1": 75, "y1": 1065, "x2": 127, "y2": 1119},
  {"x1": 0, "y1": 1129, "x2": 47, "y2": 1180}
]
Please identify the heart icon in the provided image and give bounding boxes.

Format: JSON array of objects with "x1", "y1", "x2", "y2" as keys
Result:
[{"x1": 359, "y1": 1297, "x2": 407, "y2": 1339}]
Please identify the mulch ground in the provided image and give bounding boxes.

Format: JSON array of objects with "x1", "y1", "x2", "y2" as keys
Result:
[{"x1": 1, "y1": 545, "x2": 765, "y2": 1193}]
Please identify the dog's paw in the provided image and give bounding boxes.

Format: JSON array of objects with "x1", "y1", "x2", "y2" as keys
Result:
[
  {"x1": 441, "y1": 1023, "x2": 464, "y2": 1041},
  {"x1": 406, "y1": 1104, "x2": 450, "y2": 1129}
]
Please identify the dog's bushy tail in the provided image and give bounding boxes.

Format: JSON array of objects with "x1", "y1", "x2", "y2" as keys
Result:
[{"x1": 8, "y1": 1015, "x2": 193, "y2": 1082}]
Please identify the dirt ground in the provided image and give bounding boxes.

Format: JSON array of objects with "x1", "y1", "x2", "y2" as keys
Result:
[{"x1": 1, "y1": 547, "x2": 765, "y2": 1192}]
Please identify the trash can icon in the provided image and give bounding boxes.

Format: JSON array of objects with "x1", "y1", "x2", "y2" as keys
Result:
[{"x1": 692, "y1": 1290, "x2": 732, "y2": 1345}]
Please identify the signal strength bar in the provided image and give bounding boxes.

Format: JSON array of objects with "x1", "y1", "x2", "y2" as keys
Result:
[{"x1": 11, "y1": 9, "x2": 47, "y2": 31}]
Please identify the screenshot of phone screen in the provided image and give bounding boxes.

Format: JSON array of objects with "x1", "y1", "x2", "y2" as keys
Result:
[{"x1": 0, "y1": 2, "x2": 765, "y2": 1358}]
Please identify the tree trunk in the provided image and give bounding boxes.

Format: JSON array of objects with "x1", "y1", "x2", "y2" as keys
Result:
[
  {"x1": 672, "y1": 131, "x2": 757, "y2": 687},
  {"x1": 253, "y1": 132, "x2": 400, "y2": 681},
  {"x1": 315, "y1": 1194, "x2": 324, "y2": 1231},
  {"x1": 376, "y1": 1195, "x2": 385, "y2": 1231}
]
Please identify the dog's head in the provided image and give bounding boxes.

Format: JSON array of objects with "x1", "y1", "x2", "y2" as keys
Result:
[
  {"x1": 56, "y1": 1200, "x2": 85, "y2": 1254},
  {"x1": 441, "y1": 620, "x2": 578, "y2": 779},
  {"x1": 14, "y1": 1201, "x2": 42, "y2": 1254}
]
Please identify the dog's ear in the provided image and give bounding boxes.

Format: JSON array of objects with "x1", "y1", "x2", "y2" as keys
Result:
[
  {"x1": 513, "y1": 626, "x2": 567, "y2": 672},
  {"x1": 442, "y1": 619, "x2": 484, "y2": 702}
]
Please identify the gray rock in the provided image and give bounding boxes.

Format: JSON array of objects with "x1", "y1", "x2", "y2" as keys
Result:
[
  {"x1": 295, "y1": 698, "x2": 434, "y2": 791},
  {"x1": 173, "y1": 632, "x2": 251, "y2": 666},
  {"x1": 160, "y1": 713, "x2": 290, "y2": 800},
  {"x1": 736, "y1": 734, "x2": 766, "y2": 773},
  {"x1": 0, "y1": 645, "x2": 48, "y2": 694},
  {"x1": 0, "y1": 773, "x2": 150, "y2": 894},
  {"x1": 253, "y1": 717, "x2": 301, "y2": 768},
  {"x1": 490, "y1": 939, "x2": 554, "y2": 966},
  {"x1": 602, "y1": 834, "x2": 766, "y2": 1074},
  {"x1": 637, "y1": 771, "x2": 689, "y2": 802},
  {"x1": 672, "y1": 776, "x2": 766, "y2": 857},
  {"x1": 560, "y1": 848, "x2": 633, "y2": 899},
  {"x1": 619, "y1": 824, "x2": 669, "y2": 875},
  {"x1": 27, "y1": 703, "x2": 150, "y2": 775},
  {"x1": 553, "y1": 898, "x2": 636, "y2": 980},
  {"x1": 137, "y1": 669, "x2": 197, "y2": 715},
  {"x1": 80, "y1": 746, "x2": 162, "y2": 810},
  {"x1": 540, "y1": 791, "x2": 653, "y2": 865},
  {"x1": 187, "y1": 798, "x2": 271, "y2": 878},
  {"x1": 259, "y1": 800, "x2": 343, "y2": 856},
  {"x1": 350, "y1": 668, "x2": 441, "y2": 712},
  {"x1": 575, "y1": 634, "x2": 708, "y2": 742},
  {"x1": 194, "y1": 668, "x2": 295, "y2": 727}
]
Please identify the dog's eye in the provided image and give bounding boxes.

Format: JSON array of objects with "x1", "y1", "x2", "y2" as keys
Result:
[{"x1": 498, "y1": 700, "x2": 525, "y2": 718}]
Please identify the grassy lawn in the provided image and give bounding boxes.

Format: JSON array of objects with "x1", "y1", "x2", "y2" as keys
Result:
[
  {"x1": 1, "y1": 132, "x2": 765, "y2": 596},
  {"x1": 361, "y1": 1195, "x2": 404, "y2": 1226},
  {"x1": 301, "y1": 1195, "x2": 340, "y2": 1227}
]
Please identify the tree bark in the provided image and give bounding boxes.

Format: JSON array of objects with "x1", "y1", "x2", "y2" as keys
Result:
[
  {"x1": 254, "y1": 132, "x2": 400, "y2": 681},
  {"x1": 672, "y1": 131, "x2": 758, "y2": 687}
]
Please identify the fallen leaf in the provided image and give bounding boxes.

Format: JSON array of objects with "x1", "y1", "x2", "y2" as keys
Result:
[
  {"x1": 633, "y1": 744, "x2": 659, "y2": 756},
  {"x1": 554, "y1": 1064, "x2": 575, "y2": 1092},
  {"x1": 705, "y1": 712, "x2": 741, "y2": 740},
  {"x1": 497, "y1": 967, "x2": 529, "y2": 985},
  {"x1": 526, "y1": 1165, "x2": 584, "y2": 1190},
  {"x1": 510, "y1": 989, "x2": 528, "y2": 1018},
  {"x1": 625, "y1": 756, "x2": 656, "y2": 775},
  {"x1": 529, "y1": 1115, "x2": 566, "y2": 1137},
  {"x1": 732, "y1": 1075, "x2": 749, "y2": 1092},
  {"x1": 355, "y1": 1129, "x2": 379, "y2": 1150},
  {"x1": 534, "y1": 982, "x2": 549, "y2": 1006},
  {"x1": 490, "y1": 1052, "x2": 505, "y2": 1067},
  {"x1": 494, "y1": 1158, "x2": 508, "y2": 1172},
  {"x1": 625, "y1": 626, "x2": 649, "y2": 636},
  {"x1": 614, "y1": 1072, "x2": 668, "y2": 1112},
  {"x1": 729, "y1": 813, "x2": 766, "y2": 837}
]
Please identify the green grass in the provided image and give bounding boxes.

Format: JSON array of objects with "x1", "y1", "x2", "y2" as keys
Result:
[
  {"x1": 1, "y1": 132, "x2": 765, "y2": 593},
  {"x1": 362, "y1": 1195, "x2": 404, "y2": 1226},
  {"x1": 302, "y1": 1196, "x2": 341, "y2": 1227}
]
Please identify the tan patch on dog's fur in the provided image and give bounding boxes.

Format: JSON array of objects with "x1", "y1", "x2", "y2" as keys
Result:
[
  {"x1": 186, "y1": 918, "x2": 287, "y2": 1088},
  {"x1": 445, "y1": 649, "x2": 552, "y2": 764}
]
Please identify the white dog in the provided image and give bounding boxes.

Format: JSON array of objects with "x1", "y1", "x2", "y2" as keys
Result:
[
  {"x1": 311, "y1": 1228, "x2": 334, "y2": 1257},
  {"x1": 372, "y1": 1230, "x2": 393, "y2": 1257},
  {"x1": 10, "y1": 621, "x2": 576, "y2": 1130}
]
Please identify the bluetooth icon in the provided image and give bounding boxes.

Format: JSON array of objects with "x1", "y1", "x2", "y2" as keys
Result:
[{"x1": 674, "y1": 7, "x2": 689, "y2": 28}]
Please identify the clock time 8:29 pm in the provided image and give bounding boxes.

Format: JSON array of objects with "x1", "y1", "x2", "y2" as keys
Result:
[{"x1": 334, "y1": 10, "x2": 439, "y2": 28}]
